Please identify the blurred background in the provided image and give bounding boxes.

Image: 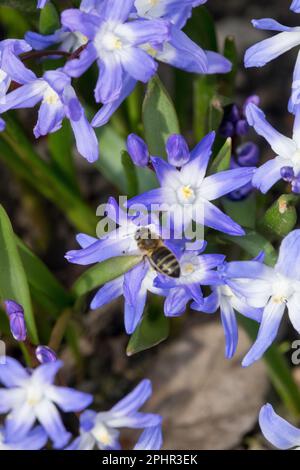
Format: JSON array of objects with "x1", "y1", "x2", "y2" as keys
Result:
[{"x1": 0, "y1": 0, "x2": 299, "y2": 449}]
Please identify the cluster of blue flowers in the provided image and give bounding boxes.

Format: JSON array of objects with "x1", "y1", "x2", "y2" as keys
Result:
[
  {"x1": 1, "y1": 0, "x2": 300, "y2": 451},
  {"x1": 0, "y1": 354, "x2": 162, "y2": 450},
  {"x1": 0, "y1": 0, "x2": 230, "y2": 162}
]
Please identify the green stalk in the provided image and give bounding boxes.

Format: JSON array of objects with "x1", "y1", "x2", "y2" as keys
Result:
[
  {"x1": 240, "y1": 316, "x2": 300, "y2": 417},
  {"x1": 0, "y1": 115, "x2": 97, "y2": 234}
]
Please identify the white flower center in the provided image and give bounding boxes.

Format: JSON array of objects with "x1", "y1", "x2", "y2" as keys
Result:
[
  {"x1": 181, "y1": 262, "x2": 196, "y2": 276},
  {"x1": 43, "y1": 87, "x2": 60, "y2": 105},
  {"x1": 94, "y1": 23, "x2": 124, "y2": 54},
  {"x1": 91, "y1": 422, "x2": 116, "y2": 447},
  {"x1": 271, "y1": 275, "x2": 294, "y2": 304},
  {"x1": 25, "y1": 383, "x2": 44, "y2": 406},
  {"x1": 220, "y1": 285, "x2": 235, "y2": 298},
  {"x1": 177, "y1": 185, "x2": 196, "y2": 204}
]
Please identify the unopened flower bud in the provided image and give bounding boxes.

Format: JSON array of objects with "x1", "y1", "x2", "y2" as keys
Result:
[
  {"x1": 281, "y1": 166, "x2": 295, "y2": 182},
  {"x1": 236, "y1": 142, "x2": 260, "y2": 167},
  {"x1": 127, "y1": 134, "x2": 149, "y2": 167},
  {"x1": 166, "y1": 134, "x2": 190, "y2": 167},
  {"x1": 35, "y1": 345, "x2": 57, "y2": 364},
  {"x1": 4, "y1": 300, "x2": 27, "y2": 342}
]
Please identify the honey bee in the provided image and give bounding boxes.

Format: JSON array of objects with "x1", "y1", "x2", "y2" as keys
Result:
[{"x1": 135, "y1": 227, "x2": 181, "y2": 278}]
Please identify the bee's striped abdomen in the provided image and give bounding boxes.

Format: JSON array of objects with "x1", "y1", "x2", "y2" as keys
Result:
[{"x1": 150, "y1": 247, "x2": 180, "y2": 278}]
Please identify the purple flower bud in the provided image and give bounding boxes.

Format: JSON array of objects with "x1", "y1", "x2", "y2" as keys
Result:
[
  {"x1": 220, "y1": 121, "x2": 235, "y2": 138},
  {"x1": 281, "y1": 166, "x2": 295, "y2": 182},
  {"x1": 35, "y1": 345, "x2": 57, "y2": 364},
  {"x1": 243, "y1": 95, "x2": 260, "y2": 115},
  {"x1": 127, "y1": 134, "x2": 149, "y2": 167},
  {"x1": 228, "y1": 104, "x2": 241, "y2": 123},
  {"x1": 166, "y1": 134, "x2": 190, "y2": 167},
  {"x1": 4, "y1": 300, "x2": 27, "y2": 342},
  {"x1": 236, "y1": 142, "x2": 260, "y2": 167},
  {"x1": 292, "y1": 177, "x2": 300, "y2": 194},
  {"x1": 236, "y1": 119, "x2": 249, "y2": 136}
]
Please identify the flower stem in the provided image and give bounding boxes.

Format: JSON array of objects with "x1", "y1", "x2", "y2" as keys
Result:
[{"x1": 48, "y1": 308, "x2": 72, "y2": 352}]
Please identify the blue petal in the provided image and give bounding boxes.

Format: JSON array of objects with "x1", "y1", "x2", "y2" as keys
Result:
[
  {"x1": 199, "y1": 167, "x2": 255, "y2": 201},
  {"x1": 275, "y1": 229, "x2": 300, "y2": 280},
  {"x1": 291, "y1": 0, "x2": 300, "y2": 12},
  {"x1": 46, "y1": 386, "x2": 93, "y2": 412},
  {"x1": 5, "y1": 426, "x2": 48, "y2": 450},
  {"x1": 0, "y1": 356, "x2": 28, "y2": 387},
  {"x1": 31, "y1": 359, "x2": 63, "y2": 385},
  {"x1": 65, "y1": 236, "x2": 132, "y2": 265},
  {"x1": 95, "y1": 55, "x2": 123, "y2": 104},
  {"x1": 35, "y1": 401, "x2": 71, "y2": 449},
  {"x1": 120, "y1": 47, "x2": 157, "y2": 83},
  {"x1": 111, "y1": 379, "x2": 152, "y2": 415},
  {"x1": 92, "y1": 75, "x2": 136, "y2": 127},
  {"x1": 63, "y1": 43, "x2": 98, "y2": 78},
  {"x1": 76, "y1": 233, "x2": 98, "y2": 248},
  {"x1": 220, "y1": 297, "x2": 238, "y2": 359},
  {"x1": 179, "y1": 132, "x2": 215, "y2": 187},
  {"x1": 245, "y1": 103, "x2": 296, "y2": 158},
  {"x1": 134, "y1": 425, "x2": 163, "y2": 450},
  {"x1": 25, "y1": 29, "x2": 68, "y2": 51},
  {"x1": 5, "y1": 404, "x2": 36, "y2": 441},
  {"x1": 192, "y1": 289, "x2": 219, "y2": 313},
  {"x1": 252, "y1": 158, "x2": 283, "y2": 193},
  {"x1": 159, "y1": 26, "x2": 208, "y2": 73},
  {"x1": 117, "y1": 19, "x2": 170, "y2": 46},
  {"x1": 1, "y1": 46, "x2": 36, "y2": 85},
  {"x1": 199, "y1": 200, "x2": 245, "y2": 236},
  {"x1": 107, "y1": 412, "x2": 161, "y2": 429},
  {"x1": 164, "y1": 287, "x2": 191, "y2": 317},
  {"x1": 102, "y1": 0, "x2": 134, "y2": 22},
  {"x1": 252, "y1": 19, "x2": 294, "y2": 32},
  {"x1": 68, "y1": 99, "x2": 99, "y2": 162},
  {"x1": 0, "y1": 81, "x2": 45, "y2": 113},
  {"x1": 245, "y1": 31, "x2": 300, "y2": 68},
  {"x1": 205, "y1": 50, "x2": 232, "y2": 74},
  {"x1": 33, "y1": 101, "x2": 65, "y2": 138},
  {"x1": 242, "y1": 301, "x2": 285, "y2": 367},
  {"x1": 259, "y1": 403, "x2": 300, "y2": 449},
  {"x1": 90, "y1": 277, "x2": 124, "y2": 310},
  {"x1": 151, "y1": 156, "x2": 180, "y2": 187},
  {"x1": 124, "y1": 262, "x2": 148, "y2": 333},
  {"x1": 61, "y1": 9, "x2": 101, "y2": 39}
]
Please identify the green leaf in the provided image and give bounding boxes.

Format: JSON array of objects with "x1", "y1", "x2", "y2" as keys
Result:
[
  {"x1": 221, "y1": 36, "x2": 238, "y2": 98},
  {"x1": 39, "y1": 2, "x2": 60, "y2": 35},
  {"x1": 224, "y1": 230, "x2": 277, "y2": 267},
  {"x1": 127, "y1": 302, "x2": 170, "y2": 356},
  {"x1": 95, "y1": 125, "x2": 127, "y2": 193},
  {"x1": 259, "y1": 194, "x2": 298, "y2": 238},
  {"x1": 0, "y1": 205, "x2": 38, "y2": 343},
  {"x1": 208, "y1": 96, "x2": 224, "y2": 132},
  {"x1": 222, "y1": 193, "x2": 256, "y2": 229},
  {"x1": 0, "y1": 0, "x2": 37, "y2": 12},
  {"x1": 0, "y1": 114, "x2": 97, "y2": 234},
  {"x1": 0, "y1": 6, "x2": 30, "y2": 37},
  {"x1": 121, "y1": 151, "x2": 139, "y2": 198},
  {"x1": 209, "y1": 137, "x2": 231, "y2": 174},
  {"x1": 184, "y1": 6, "x2": 218, "y2": 51},
  {"x1": 193, "y1": 76, "x2": 216, "y2": 139},
  {"x1": 72, "y1": 256, "x2": 142, "y2": 298},
  {"x1": 17, "y1": 237, "x2": 73, "y2": 315},
  {"x1": 143, "y1": 75, "x2": 180, "y2": 157}
]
